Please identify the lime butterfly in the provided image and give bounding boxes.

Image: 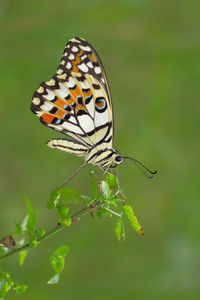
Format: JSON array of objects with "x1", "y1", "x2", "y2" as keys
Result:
[{"x1": 31, "y1": 37, "x2": 156, "y2": 186}]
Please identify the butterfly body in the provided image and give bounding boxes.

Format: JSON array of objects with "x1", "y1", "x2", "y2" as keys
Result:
[
  {"x1": 31, "y1": 37, "x2": 124, "y2": 170},
  {"x1": 46, "y1": 138, "x2": 123, "y2": 168}
]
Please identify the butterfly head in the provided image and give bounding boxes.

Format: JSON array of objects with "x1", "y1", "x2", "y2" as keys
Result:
[
  {"x1": 106, "y1": 152, "x2": 125, "y2": 169},
  {"x1": 114, "y1": 155, "x2": 124, "y2": 164}
]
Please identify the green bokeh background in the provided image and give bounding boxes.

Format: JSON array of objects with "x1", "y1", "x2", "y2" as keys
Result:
[{"x1": 1, "y1": 0, "x2": 200, "y2": 299}]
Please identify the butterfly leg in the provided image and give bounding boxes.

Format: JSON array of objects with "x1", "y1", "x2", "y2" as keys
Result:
[
  {"x1": 57, "y1": 162, "x2": 88, "y2": 190},
  {"x1": 100, "y1": 165, "x2": 116, "y2": 179},
  {"x1": 100, "y1": 166, "x2": 125, "y2": 205},
  {"x1": 115, "y1": 168, "x2": 125, "y2": 205}
]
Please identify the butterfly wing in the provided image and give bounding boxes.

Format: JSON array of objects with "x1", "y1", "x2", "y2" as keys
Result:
[{"x1": 31, "y1": 37, "x2": 114, "y2": 151}]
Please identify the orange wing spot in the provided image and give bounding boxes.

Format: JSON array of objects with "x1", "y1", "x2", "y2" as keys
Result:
[
  {"x1": 72, "y1": 56, "x2": 81, "y2": 72},
  {"x1": 96, "y1": 99, "x2": 105, "y2": 108},
  {"x1": 88, "y1": 52, "x2": 97, "y2": 62},
  {"x1": 71, "y1": 50, "x2": 84, "y2": 72},
  {"x1": 55, "y1": 108, "x2": 65, "y2": 118},
  {"x1": 75, "y1": 105, "x2": 87, "y2": 114},
  {"x1": 41, "y1": 113, "x2": 54, "y2": 124},
  {"x1": 54, "y1": 97, "x2": 67, "y2": 109},
  {"x1": 70, "y1": 85, "x2": 82, "y2": 101},
  {"x1": 82, "y1": 90, "x2": 92, "y2": 98},
  {"x1": 67, "y1": 98, "x2": 76, "y2": 106}
]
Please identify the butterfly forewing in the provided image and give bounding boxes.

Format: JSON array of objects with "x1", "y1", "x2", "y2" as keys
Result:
[{"x1": 31, "y1": 37, "x2": 114, "y2": 155}]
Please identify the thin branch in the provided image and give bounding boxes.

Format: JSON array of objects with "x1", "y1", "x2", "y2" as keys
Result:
[{"x1": 0, "y1": 202, "x2": 102, "y2": 262}]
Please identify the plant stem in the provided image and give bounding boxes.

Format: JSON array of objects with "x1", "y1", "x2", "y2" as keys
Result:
[
  {"x1": 0, "y1": 203, "x2": 101, "y2": 262},
  {"x1": 104, "y1": 207, "x2": 122, "y2": 217}
]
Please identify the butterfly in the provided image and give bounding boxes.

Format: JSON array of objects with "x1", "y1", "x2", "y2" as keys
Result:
[{"x1": 31, "y1": 37, "x2": 156, "y2": 187}]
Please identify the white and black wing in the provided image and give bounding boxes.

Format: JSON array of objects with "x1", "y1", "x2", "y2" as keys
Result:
[{"x1": 31, "y1": 37, "x2": 114, "y2": 156}]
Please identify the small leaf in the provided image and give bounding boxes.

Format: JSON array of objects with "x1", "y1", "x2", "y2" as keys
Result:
[
  {"x1": 115, "y1": 218, "x2": 122, "y2": 241},
  {"x1": 59, "y1": 216, "x2": 72, "y2": 227},
  {"x1": 55, "y1": 245, "x2": 69, "y2": 257},
  {"x1": 101, "y1": 181, "x2": 110, "y2": 198},
  {"x1": 25, "y1": 196, "x2": 37, "y2": 234},
  {"x1": 122, "y1": 205, "x2": 144, "y2": 235},
  {"x1": 96, "y1": 207, "x2": 112, "y2": 218},
  {"x1": 105, "y1": 173, "x2": 117, "y2": 190},
  {"x1": 50, "y1": 245, "x2": 69, "y2": 274},
  {"x1": 14, "y1": 221, "x2": 23, "y2": 236},
  {"x1": 48, "y1": 190, "x2": 60, "y2": 209},
  {"x1": 19, "y1": 250, "x2": 28, "y2": 266},
  {"x1": 14, "y1": 215, "x2": 29, "y2": 236},
  {"x1": 25, "y1": 195, "x2": 32, "y2": 218},
  {"x1": 36, "y1": 227, "x2": 46, "y2": 238},
  {"x1": 20, "y1": 215, "x2": 29, "y2": 232},
  {"x1": 14, "y1": 283, "x2": 28, "y2": 295},
  {"x1": 29, "y1": 237, "x2": 38, "y2": 248},
  {"x1": 0, "y1": 272, "x2": 12, "y2": 298},
  {"x1": 115, "y1": 218, "x2": 125, "y2": 241},
  {"x1": 60, "y1": 187, "x2": 82, "y2": 204},
  {"x1": 47, "y1": 274, "x2": 60, "y2": 285},
  {"x1": 16, "y1": 237, "x2": 25, "y2": 247},
  {"x1": 56, "y1": 205, "x2": 69, "y2": 218}
]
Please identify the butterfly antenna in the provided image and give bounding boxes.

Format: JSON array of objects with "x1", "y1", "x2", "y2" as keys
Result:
[
  {"x1": 57, "y1": 162, "x2": 88, "y2": 190},
  {"x1": 124, "y1": 157, "x2": 157, "y2": 179}
]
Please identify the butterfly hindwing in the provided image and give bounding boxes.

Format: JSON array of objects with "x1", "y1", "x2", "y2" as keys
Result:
[{"x1": 46, "y1": 138, "x2": 88, "y2": 157}]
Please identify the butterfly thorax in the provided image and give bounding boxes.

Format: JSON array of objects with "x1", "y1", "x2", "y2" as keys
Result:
[{"x1": 85, "y1": 147, "x2": 124, "y2": 168}]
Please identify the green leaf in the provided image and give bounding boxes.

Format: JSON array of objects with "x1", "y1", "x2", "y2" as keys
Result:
[
  {"x1": 29, "y1": 237, "x2": 38, "y2": 248},
  {"x1": 122, "y1": 205, "x2": 144, "y2": 236},
  {"x1": 16, "y1": 237, "x2": 25, "y2": 247},
  {"x1": 101, "y1": 181, "x2": 110, "y2": 198},
  {"x1": 0, "y1": 272, "x2": 12, "y2": 298},
  {"x1": 47, "y1": 190, "x2": 60, "y2": 209},
  {"x1": 25, "y1": 195, "x2": 32, "y2": 217},
  {"x1": 18, "y1": 250, "x2": 27, "y2": 266},
  {"x1": 105, "y1": 173, "x2": 117, "y2": 190},
  {"x1": 25, "y1": 196, "x2": 37, "y2": 234},
  {"x1": 96, "y1": 207, "x2": 112, "y2": 218},
  {"x1": 59, "y1": 216, "x2": 72, "y2": 227},
  {"x1": 55, "y1": 245, "x2": 69, "y2": 256},
  {"x1": 60, "y1": 187, "x2": 82, "y2": 204},
  {"x1": 47, "y1": 274, "x2": 60, "y2": 285},
  {"x1": 20, "y1": 215, "x2": 29, "y2": 232},
  {"x1": 0, "y1": 281, "x2": 7, "y2": 298},
  {"x1": 14, "y1": 283, "x2": 28, "y2": 295},
  {"x1": 14, "y1": 221, "x2": 23, "y2": 236},
  {"x1": 56, "y1": 205, "x2": 71, "y2": 226},
  {"x1": 14, "y1": 215, "x2": 29, "y2": 236},
  {"x1": 56, "y1": 205, "x2": 69, "y2": 218},
  {"x1": 50, "y1": 245, "x2": 69, "y2": 274},
  {"x1": 36, "y1": 227, "x2": 46, "y2": 238},
  {"x1": 115, "y1": 218, "x2": 122, "y2": 241},
  {"x1": 115, "y1": 218, "x2": 125, "y2": 241}
]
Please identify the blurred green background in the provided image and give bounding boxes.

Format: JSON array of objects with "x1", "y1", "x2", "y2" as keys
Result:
[{"x1": 1, "y1": 0, "x2": 200, "y2": 299}]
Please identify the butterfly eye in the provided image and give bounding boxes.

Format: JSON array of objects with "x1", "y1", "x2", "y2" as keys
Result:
[{"x1": 115, "y1": 156, "x2": 124, "y2": 163}]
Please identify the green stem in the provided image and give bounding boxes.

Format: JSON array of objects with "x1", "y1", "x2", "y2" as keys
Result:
[
  {"x1": 0, "y1": 203, "x2": 101, "y2": 262},
  {"x1": 104, "y1": 207, "x2": 122, "y2": 217},
  {"x1": 0, "y1": 244, "x2": 29, "y2": 262}
]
